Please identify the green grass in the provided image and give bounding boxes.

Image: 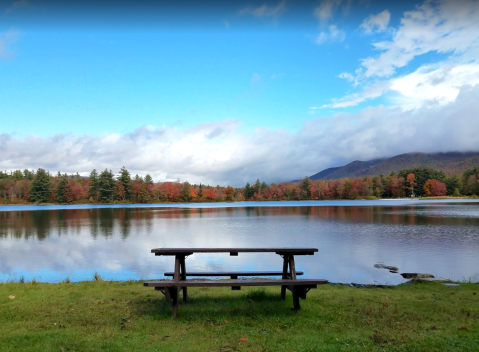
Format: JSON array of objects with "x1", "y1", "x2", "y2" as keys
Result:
[{"x1": 1, "y1": 280, "x2": 478, "y2": 351}]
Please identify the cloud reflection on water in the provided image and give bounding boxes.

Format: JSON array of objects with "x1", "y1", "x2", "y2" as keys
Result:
[{"x1": 0, "y1": 202, "x2": 478, "y2": 284}]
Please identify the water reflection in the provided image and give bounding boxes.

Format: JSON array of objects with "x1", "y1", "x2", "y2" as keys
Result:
[
  {"x1": 1, "y1": 205, "x2": 479, "y2": 241},
  {"x1": 0, "y1": 202, "x2": 478, "y2": 284}
]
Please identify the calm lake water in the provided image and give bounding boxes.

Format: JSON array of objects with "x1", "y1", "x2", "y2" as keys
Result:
[{"x1": 1, "y1": 200, "x2": 478, "y2": 285}]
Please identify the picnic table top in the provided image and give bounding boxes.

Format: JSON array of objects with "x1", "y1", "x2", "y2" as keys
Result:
[{"x1": 151, "y1": 248, "x2": 318, "y2": 255}]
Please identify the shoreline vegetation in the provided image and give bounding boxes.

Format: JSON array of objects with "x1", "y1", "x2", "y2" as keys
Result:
[
  {"x1": 0, "y1": 195, "x2": 479, "y2": 207},
  {"x1": 1, "y1": 279, "x2": 478, "y2": 351},
  {"x1": 0, "y1": 166, "x2": 478, "y2": 206}
]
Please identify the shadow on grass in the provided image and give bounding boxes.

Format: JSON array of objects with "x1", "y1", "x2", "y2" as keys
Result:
[{"x1": 131, "y1": 289, "x2": 302, "y2": 319}]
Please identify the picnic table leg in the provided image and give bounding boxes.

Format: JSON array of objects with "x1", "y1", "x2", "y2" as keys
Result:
[
  {"x1": 281, "y1": 255, "x2": 289, "y2": 300},
  {"x1": 180, "y1": 256, "x2": 187, "y2": 302},
  {"x1": 166, "y1": 255, "x2": 182, "y2": 304},
  {"x1": 174, "y1": 255, "x2": 181, "y2": 281},
  {"x1": 288, "y1": 255, "x2": 299, "y2": 310},
  {"x1": 289, "y1": 255, "x2": 297, "y2": 279},
  {"x1": 164, "y1": 288, "x2": 171, "y2": 301},
  {"x1": 292, "y1": 286, "x2": 301, "y2": 312},
  {"x1": 170, "y1": 287, "x2": 179, "y2": 318}
]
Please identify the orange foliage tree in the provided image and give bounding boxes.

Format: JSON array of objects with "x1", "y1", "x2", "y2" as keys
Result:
[{"x1": 423, "y1": 179, "x2": 447, "y2": 196}]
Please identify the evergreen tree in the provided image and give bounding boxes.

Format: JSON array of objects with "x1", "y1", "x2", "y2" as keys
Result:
[
  {"x1": 255, "y1": 179, "x2": 261, "y2": 196},
  {"x1": 30, "y1": 168, "x2": 51, "y2": 203},
  {"x1": 145, "y1": 174, "x2": 153, "y2": 185},
  {"x1": 445, "y1": 175, "x2": 462, "y2": 196},
  {"x1": 99, "y1": 169, "x2": 115, "y2": 202},
  {"x1": 12, "y1": 170, "x2": 23, "y2": 180},
  {"x1": 23, "y1": 169, "x2": 34, "y2": 180},
  {"x1": 88, "y1": 169, "x2": 100, "y2": 201},
  {"x1": 244, "y1": 182, "x2": 254, "y2": 199},
  {"x1": 301, "y1": 177, "x2": 312, "y2": 199},
  {"x1": 56, "y1": 177, "x2": 68, "y2": 203},
  {"x1": 118, "y1": 166, "x2": 132, "y2": 200},
  {"x1": 463, "y1": 167, "x2": 479, "y2": 195}
]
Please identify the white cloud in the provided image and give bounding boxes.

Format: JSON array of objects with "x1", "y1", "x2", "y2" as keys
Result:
[
  {"x1": 323, "y1": 0, "x2": 479, "y2": 110},
  {"x1": 239, "y1": 0, "x2": 287, "y2": 18},
  {"x1": 5, "y1": 0, "x2": 30, "y2": 14},
  {"x1": 314, "y1": 0, "x2": 343, "y2": 24},
  {"x1": 315, "y1": 25, "x2": 345, "y2": 44},
  {"x1": 1, "y1": 86, "x2": 479, "y2": 185},
  {"x1": 362, "y1": 0, "x2": 479, "y2": 78},
  {"x1": 251, "y1": 72, "x2": 261, "y2": 85},
  {"x1": 390, "y1": 62, "x2": 479, "y2": 109},
  {"x1": 360, "y1": 9, "x2": 390, "y2": 33},
  {"x1": 0, "y1": 28, "x2": 19, "y2": 59},
  {"x1": 318, "y1": 81, "x2": 390, "y2": 108}
]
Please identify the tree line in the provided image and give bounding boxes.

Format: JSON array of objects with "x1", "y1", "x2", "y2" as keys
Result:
[{"x1": 0, "y1": 166, "x2": 478, "y2": 205}]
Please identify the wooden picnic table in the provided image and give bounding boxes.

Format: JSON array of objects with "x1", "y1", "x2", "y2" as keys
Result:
[{"x1": 145, "y1": 247, "x2": 327, "y2": 317}]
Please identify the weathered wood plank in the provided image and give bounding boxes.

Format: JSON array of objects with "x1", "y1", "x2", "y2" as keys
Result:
[
  {"x1": 180, "y1": 256, "x2": 187, "y2": 302},
  {"x1": 151, "y1": 248, "x2": 318, "y2": 255},
  {"x1": 289, "y1": 256, "x2": 297, "y2": 280},
  {"x1": 144, "y1": 279, "x2": 327, "y2": 288},
  {"x1": 281, "y1": 255, "x2": 289, "y2": 300},
  {"x1": 163, "y1": 271, "x2": 304, "y2": 277}
]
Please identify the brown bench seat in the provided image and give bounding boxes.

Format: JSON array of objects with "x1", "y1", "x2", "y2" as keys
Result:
[
  {"x1": 164, "y1": 271, "x2": 304, "y2": 290},
  {"x1": 164, "y1": 270, "x2": 304, "y2": 277},
  {"x1": 144, "y1": 279, "x2": 328, "y2": 317}
]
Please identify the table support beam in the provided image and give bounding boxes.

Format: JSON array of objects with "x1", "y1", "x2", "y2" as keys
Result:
[
  {"x1": 180, "y1": 256, "x2": 187, "y2": 302},
  {"x1": 169, "y1": 287, "x2": 179, "y2": 318},
  {"x1": 281, "y1": 255, "x2": 289, "y2": 300}
]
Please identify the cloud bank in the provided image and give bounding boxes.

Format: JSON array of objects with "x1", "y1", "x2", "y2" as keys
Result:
[
  {"x1": 1, "y1": 85, "x2": 478, "y2": 186},
  {"x1": 320, "y1": 0, "x2": 479, "y2": 109}
]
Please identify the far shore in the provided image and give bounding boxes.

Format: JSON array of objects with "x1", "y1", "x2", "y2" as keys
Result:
[{"x1": 0, "y1": 196, "x2": 477, "y2": 208}]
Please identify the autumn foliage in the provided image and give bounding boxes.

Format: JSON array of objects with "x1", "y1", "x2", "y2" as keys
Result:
[
  {"x1": 423, "y1": 179, "x2": 447, "y2": 196},
  {"x1": 0, "y1": 165, "x2": 478, "y2": 204}
]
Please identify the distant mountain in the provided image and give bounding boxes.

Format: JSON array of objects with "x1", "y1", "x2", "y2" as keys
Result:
[
  {"x1": 307, "y1": 152, "x2": 479, "y2": 181},
  {"x1": 308, "y1": 167, "x2": 340, "y2": 180}
]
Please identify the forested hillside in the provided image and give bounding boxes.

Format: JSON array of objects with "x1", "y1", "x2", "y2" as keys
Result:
[
  {"x1": 1, "y1": 164, "x2": 478, "y2": 204},
  {"x1": 309, "y1": 152, "x2": 479, "y2": 180}
]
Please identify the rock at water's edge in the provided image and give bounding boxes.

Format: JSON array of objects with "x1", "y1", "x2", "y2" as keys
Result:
[
  {"x1": 400, "y1": 273, "x2": 435, "y2": 279},
  {"x1": 374, "y1": 264, "x2": 399, "y2": 271}
]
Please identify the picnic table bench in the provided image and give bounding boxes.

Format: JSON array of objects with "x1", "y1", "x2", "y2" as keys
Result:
[
  {"x1": 144, "y1": 248, "x2": 328, "y2": 317},
  {"x1": 163, "y1": 271, "x2": 304, "y2": 290}
]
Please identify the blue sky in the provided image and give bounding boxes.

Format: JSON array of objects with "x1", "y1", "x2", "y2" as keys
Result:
[{"x1": 1, "y1": 0, "x2": 479, "y2": 186}]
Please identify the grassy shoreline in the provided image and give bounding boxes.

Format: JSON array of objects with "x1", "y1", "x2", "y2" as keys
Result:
[{"x1": 1, "y1": 280, "x2": 478, "y2": 351}]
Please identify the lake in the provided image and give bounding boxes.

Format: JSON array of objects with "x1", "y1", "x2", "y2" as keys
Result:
[{"x1": 1, "y1": 199, "x2": 478, "y2": 285}]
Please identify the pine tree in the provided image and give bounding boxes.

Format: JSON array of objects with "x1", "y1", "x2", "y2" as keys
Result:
[
  {"x1": 56, "y1": 177, "x2": 68, "y2": 203},
  {"x1": 12, "y1": 170, "x2": 23, "y2": 180},
  {"x1": 88, "y1": 169, "x2": 100, "y2": 201},
  {"x1": 145, "y1": 174, "x2": 153, "y2": 185},
  {"x1": 301, "y1": 177, "x2": 311, "y2": 199},
  {"x1": 99, "y1": 169, "x2": 115, "y2": 202},
  {"x1": 118, "y1": 166, "x2": 132, "y2": 200},
  {"x1": 23, "y1": 169, "x2": 34, "y2": 180},
  {"x1": 244, "y1": 182, "x2": 254, "y2": 199},
  {"x1": 30, "y1": 168, "x2": 51, "y2": 203}
]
